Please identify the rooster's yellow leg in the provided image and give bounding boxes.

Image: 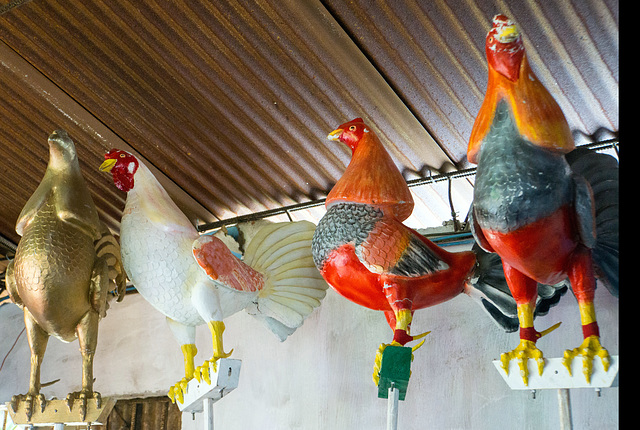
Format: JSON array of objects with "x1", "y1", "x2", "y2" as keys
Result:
[
  {"x1": 500, "y1": 303, "x2": 560, "y2": 386},
  {"x1": 562, "y1": 302, "x2": 610, "y2": 383},
  {"x1": 501, "y1": 263, "x2": 562, "y2": 386},
  {"x1": 168, "y1": 344, "x2": 197, "y2": 404},
  {"x1": 194, "y1": 321, "x2": 234, "y2": 385},
  {"x1": 373, "y1": 309, "x2": 429, "y2": 385},
  {"x1": 562, "y1": 249, "x2": 610, "y2": 383}
]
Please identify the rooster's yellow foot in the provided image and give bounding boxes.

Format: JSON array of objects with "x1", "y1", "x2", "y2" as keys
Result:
[
  {"x1": 372, "y1": 332, "x2": 429, "y2": 386},
  {"x1": 168, "y1": 377, "x2": 191, "y2": 404},
  {"x1": 65, "y1": 390, "x2": 101, "y2": 421},
  {"x1": 562, "y1": 335, "x2": 610, "y2": 383},
  {"x1": 194, "y1": 350, "x2": 234, "y2": 385},
  {"x1": 500, "y1": 339, "x2": 545, "y2": 386},
  {"x1": 373, "y1": 341, "x2": 399, "y2": 386},
  {"x1": 10, "y1": 393, "x2": 46, "y2": 420}
]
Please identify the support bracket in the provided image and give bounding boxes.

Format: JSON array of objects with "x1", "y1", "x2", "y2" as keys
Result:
[
  {"x1": 493, "y1": 355, "x2": 618, "y2": 390},
  {"x1": 177, "y1": 358, "x2": 242, "y2": 414},
  {"x1": 494, "y1": 355, "x2": 618, "y2": 430}
]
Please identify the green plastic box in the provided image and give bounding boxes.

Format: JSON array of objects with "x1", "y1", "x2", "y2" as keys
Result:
[{"x1": 377, "y1": 345, "x2": 412, "y2": 400}]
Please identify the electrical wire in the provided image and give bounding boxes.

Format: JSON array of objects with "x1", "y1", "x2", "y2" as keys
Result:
[{"x1": 0, "y1": 327, "x2": 24, "y2": 374}]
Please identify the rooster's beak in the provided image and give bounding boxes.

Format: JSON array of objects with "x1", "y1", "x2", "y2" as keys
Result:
[
  {"x1": 327, "y1": 128, "x2": 343, "y2": 141},
  {"x1": 99, "y1": 158, "x2": 117, "y2": 172}
]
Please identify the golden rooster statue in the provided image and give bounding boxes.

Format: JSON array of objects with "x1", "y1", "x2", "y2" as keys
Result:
[{"x1": 5, "y1": 130, "x2": 126, "y2": 421}]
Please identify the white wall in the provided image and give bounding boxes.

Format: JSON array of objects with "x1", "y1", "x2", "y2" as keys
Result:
[{"x1": 0, "y1": 264, "x2": 618, "y2": 430}]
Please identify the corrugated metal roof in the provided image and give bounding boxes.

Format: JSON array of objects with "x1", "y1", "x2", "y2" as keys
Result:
[
  {"x1": 0, "y1": 0, "x2": 618, "y2": 250},
  {"x1": 322, "y1": 0, "x2": 618, "y2": 155}
]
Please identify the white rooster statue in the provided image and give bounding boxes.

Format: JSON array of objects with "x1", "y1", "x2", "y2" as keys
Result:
[{"x1": 99, "y1": 149, "x2": 328, "y2": 403}]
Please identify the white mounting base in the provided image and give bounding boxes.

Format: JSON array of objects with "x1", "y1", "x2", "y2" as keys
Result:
[
  {"x1": 493, "y1": 355, "x2": 619, "y2": 390},
  {"x1": 177, "y1": 358, "x2": 242, "y2": 414}
]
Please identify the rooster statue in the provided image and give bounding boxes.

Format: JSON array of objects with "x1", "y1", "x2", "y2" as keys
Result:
[
  {"x1": 311, "y1": 118, "x2": 566, "y2": 385},
  {"x1": 100, "y1": 149, "x2": 328, "y2": 404},
  {"x1": 467, "y1": 15, "x2": 619, "y2": 385},
  {"x1": 5, "y1": 130, "x2": 126, "y2": 420}
]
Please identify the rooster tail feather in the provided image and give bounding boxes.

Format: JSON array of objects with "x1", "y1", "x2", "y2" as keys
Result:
[
  {"x1": 566, "y1": 147, "x2": 619, "y2": 297},
  {"x1": 464, "y1": 244, "x2": 568, "y2": 332},
  {"x1": 94, "y1": 223, "x2": 127, "y2": 300},
  {"x1": 242, "y1": 221, "x2": 328, "y2": 341},
  {"x1": 464, "y1": 244, "x2": 518, "y2": 332},
  {"x1": 91, "y1": 223, "x2": 127, "y2": 317},
  {"x1": 249, "y1": 315, "x2": 297, "y2": 340}
]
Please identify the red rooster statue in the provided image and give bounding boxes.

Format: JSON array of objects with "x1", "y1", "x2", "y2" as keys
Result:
[
  {"x1": 468, "y1": 15, "x2": 619, "y2": 385},
  {"x1": 311, "y1": 118, "x2": 565, "y2": 385}
]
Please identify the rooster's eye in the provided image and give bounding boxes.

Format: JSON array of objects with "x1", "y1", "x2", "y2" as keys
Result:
[
  {"x1": 349, "y1": 126, "x2": 356, "y2": 131},
  {"x1": 120, "y1": 153, "x2": 126, "y2": 158},
  {"x1": 488, "y1": 36, "x2": 494, "y2": 43}
]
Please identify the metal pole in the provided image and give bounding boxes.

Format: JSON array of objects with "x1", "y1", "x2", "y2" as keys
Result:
[
  {"x1": 203, "y1": 397, "x2": 214, "y2": 430},
  {"x1": 387, "y1": 383, "x2": 399, "y2": 430},
  {"x1": 195, "y1": 141, "x2": 618, "y2": 233},
  {"x1": 557, "y1": 389, "x2": 573, "y2": 430}
]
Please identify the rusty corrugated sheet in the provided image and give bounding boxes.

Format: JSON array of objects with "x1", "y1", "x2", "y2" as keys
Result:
[
  {"x1": 0, "y1": 0, "x2": 618, "y2": 249},
  {"x1": 322, "y1": 0, "x2": 618, "y2": 160},
  {"x1": 0, "y1": 0, "x2": 450, "y2": 230},
  {"x1": 0, "y1": 36, "x2": 215, "y2": 243}
]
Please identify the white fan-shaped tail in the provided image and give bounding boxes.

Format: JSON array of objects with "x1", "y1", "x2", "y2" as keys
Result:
[{"x1": 242, "y1": 221, "x2": 328, "y2": 341}]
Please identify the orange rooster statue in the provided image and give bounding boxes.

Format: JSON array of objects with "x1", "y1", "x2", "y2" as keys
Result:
[
  {"x1": 468, "y1": 15, "x2": 618, "y2": 385},
  {"x1": 100, "y1": 150, "x2": 327, "y2": 404},
  {"x1": 311, "y1": 118, "x2": 566, "y2": 386}
]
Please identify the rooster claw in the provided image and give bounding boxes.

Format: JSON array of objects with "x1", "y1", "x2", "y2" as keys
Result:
[
  {"x1": 500, "y1": 339, "x2": 545, "y2": 386},
  {"x1": 373, "y1": 342, "x2": 397, "y2": 386},
  {"x1": 194, "y1": 349, "x2": 234, "y2": 385},
  {"x1": 194, "y1": 361, "x2": 213, "y2": 385},
  {"x1": 168, "y1": 377, "x2": 190, "y2": 404},
  {"x1": 65, "y1": 390, "x2": 101, "y2": 421},
  {"x1": 410, "y1": 331, "x2": 430, "y2": 352},
  {"x1": 10, "y1": 393, "x2": 45, "y2": 420},
  {"x1": 538, "y1": 321, "x2": 562, "y2": 338},
  {"x1": 562, "y1": 335, "x2": 610, "y2": 383}
]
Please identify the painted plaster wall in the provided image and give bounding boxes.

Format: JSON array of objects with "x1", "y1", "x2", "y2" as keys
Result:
[{"x1": 0, "y1": 253, "x2": 618, "y2": 430}]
